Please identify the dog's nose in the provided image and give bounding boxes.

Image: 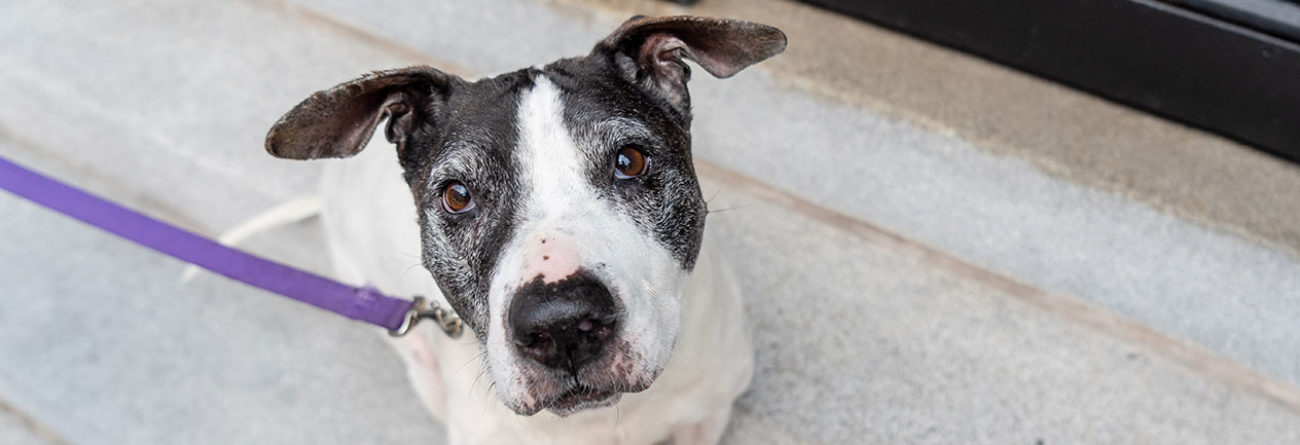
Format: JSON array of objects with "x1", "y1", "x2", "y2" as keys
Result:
[{"x1": 508, "y1": 274, "x2": 617, "y2": 371}]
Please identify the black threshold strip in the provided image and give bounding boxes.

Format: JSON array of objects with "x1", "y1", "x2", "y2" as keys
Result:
[{"x1": 797, "y1": 0, "x2": 1300, "y2": 164}]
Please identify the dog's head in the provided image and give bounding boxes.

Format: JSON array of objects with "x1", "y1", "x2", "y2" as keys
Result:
[{"x1": 265, "y1": 16, "x2": 784, "y2": 416}]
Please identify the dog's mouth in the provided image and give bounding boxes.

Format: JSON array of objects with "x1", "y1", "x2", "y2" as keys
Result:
[{"x1": 544, "y1": 385, "x2": 621, "y2": 416}]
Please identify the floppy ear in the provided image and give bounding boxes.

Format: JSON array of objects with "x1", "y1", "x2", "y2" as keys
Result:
[
  {"x1": 594, "y1": 15, "x2": 787, "y2": 113},
  {"x1": 265, "y1": 66, "x2": 457, "y2": 160}
]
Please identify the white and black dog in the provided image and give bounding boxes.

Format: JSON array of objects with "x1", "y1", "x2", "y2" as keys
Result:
[{"x1": 264, "y1": 15, "x2": 785, "y2": 445}]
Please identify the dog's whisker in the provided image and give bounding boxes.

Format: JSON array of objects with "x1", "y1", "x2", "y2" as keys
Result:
[
  {"x1": 469, "y1": 368, "x2": 489, "y2": 396},
  {"x1": 707, "y1": 204, "x2": 750, "y2": 215},
  {"x1": 456, "y1": 350, "x2": 487, "y2": 375},
  {"x1": 705, "y1": 186, "x2": 724, "y2": 205},
  {"x1": 465, "y1": 350, "x2": 492, "y2": 393},
  {"x1": 397, "y1": 262, "x2": 425, "y2": 281},
  {"x1": 468, "y1": 372, "x2": 490, "y2": 397}
]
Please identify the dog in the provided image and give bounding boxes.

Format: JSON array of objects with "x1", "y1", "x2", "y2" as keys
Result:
[{"x1": 263, "y1": 15, "x2": 785, "y2": 445}]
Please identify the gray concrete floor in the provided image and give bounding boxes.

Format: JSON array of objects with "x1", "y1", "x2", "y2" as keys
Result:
[
  {"x1": 0, "y1": 398, "x2": 62, "y2": 445},
  {"x1": 2, "y1": 0, "x2": 1299, "y2": 443}
]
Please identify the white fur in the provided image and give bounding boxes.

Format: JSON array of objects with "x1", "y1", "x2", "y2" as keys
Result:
[{"x1": 317, "y1": 78, "x2": 753, "y2": 445}]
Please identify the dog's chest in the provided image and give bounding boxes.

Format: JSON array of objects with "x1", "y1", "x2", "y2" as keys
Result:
[{"x1": 319, "y1": 134, "x2": 753, "y2": 445}]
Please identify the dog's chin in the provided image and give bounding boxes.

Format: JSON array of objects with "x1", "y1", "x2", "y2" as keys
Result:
[
  {"x1": 496, "y1": 338, "x2": 669, "y2": 416},
  {"x1": 503, "y1": 369, "x2": 660, "y2": 417},
  {"x1": 544, "y1": 387, "x2": 622, "y2": 417}
]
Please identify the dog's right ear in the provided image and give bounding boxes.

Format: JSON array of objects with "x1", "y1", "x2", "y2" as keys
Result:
[
  {"x1": 265, "y1": 66, "x2": 457, "y2": 160},
  {"x1": 593, "y1": 16, "x2": 786, "y2": 116}
]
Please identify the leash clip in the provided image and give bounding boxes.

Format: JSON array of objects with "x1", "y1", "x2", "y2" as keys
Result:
[{"x1": 389, "y1": 296, "x2": 464, "y2": 339}]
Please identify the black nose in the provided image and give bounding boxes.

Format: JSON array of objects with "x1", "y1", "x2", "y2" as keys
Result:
[{"x1": 508, "y1": 273, "x2": 617, "y2": 372}]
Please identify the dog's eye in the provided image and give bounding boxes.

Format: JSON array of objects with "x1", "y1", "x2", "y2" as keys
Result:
[
  {"x1": 614, "y1": 146, "x2": 649, "y2": 179},
  {"x1": 442, "y1": 181, "x2": 475, "y2": 214}
]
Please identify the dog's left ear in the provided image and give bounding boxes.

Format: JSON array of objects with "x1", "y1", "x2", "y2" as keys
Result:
[{"x1": 594, "y1": 15, "x2": 787, "y2": 114}]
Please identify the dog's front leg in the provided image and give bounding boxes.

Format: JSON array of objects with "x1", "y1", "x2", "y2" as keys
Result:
[
  {"x1": 670, "y1": 404, "x2": 735, "y2": 445},
  {"x1": 386, "y1": 328, "x2": 449, "y2": 422}
]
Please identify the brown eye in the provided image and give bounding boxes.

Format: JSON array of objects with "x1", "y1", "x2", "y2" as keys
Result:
[
  {"x1": 614, "y1": 146, "x2": 649, "y2": 179},
  {"x1": 442, "y1": 181, "x2": 474, "y2": 214}
]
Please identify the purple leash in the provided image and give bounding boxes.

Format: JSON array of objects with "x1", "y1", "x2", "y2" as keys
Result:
[{"x1": 0, "y1": 155, "x2": 461, "y2": 337}]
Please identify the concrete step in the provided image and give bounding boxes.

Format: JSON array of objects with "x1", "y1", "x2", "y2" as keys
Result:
[{"x1": 1, "y1": 0, "x2": 1299, "y2": 443}]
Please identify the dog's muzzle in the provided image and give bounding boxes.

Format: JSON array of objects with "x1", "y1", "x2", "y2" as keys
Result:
[{"x1": 508, "y1": 271, "x2": 618, "y2": 373}]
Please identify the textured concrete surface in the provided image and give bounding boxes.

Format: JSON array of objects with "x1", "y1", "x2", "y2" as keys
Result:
[
  {"x1": 0, "y1": 399, "x2": 64, "y2": 445},
  {"x1": 2, "y1": 0, "x2": 1300, "y2": 443},
  {"x1": 0, "y1": 194, "x2": 443, "y2": 445}
]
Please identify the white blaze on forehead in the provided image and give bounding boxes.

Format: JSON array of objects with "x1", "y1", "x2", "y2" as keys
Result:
[
  {"x1": 514, "y1": 76, "x2": 589, "y2": 284},
  {"x1": 517, "y1": 77, "x2": 588, "y2": 221}
]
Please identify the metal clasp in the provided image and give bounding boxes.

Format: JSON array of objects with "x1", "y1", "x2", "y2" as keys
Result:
[{"x1": 388, "y1": 296, "x2": 464, "y2": 339}]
